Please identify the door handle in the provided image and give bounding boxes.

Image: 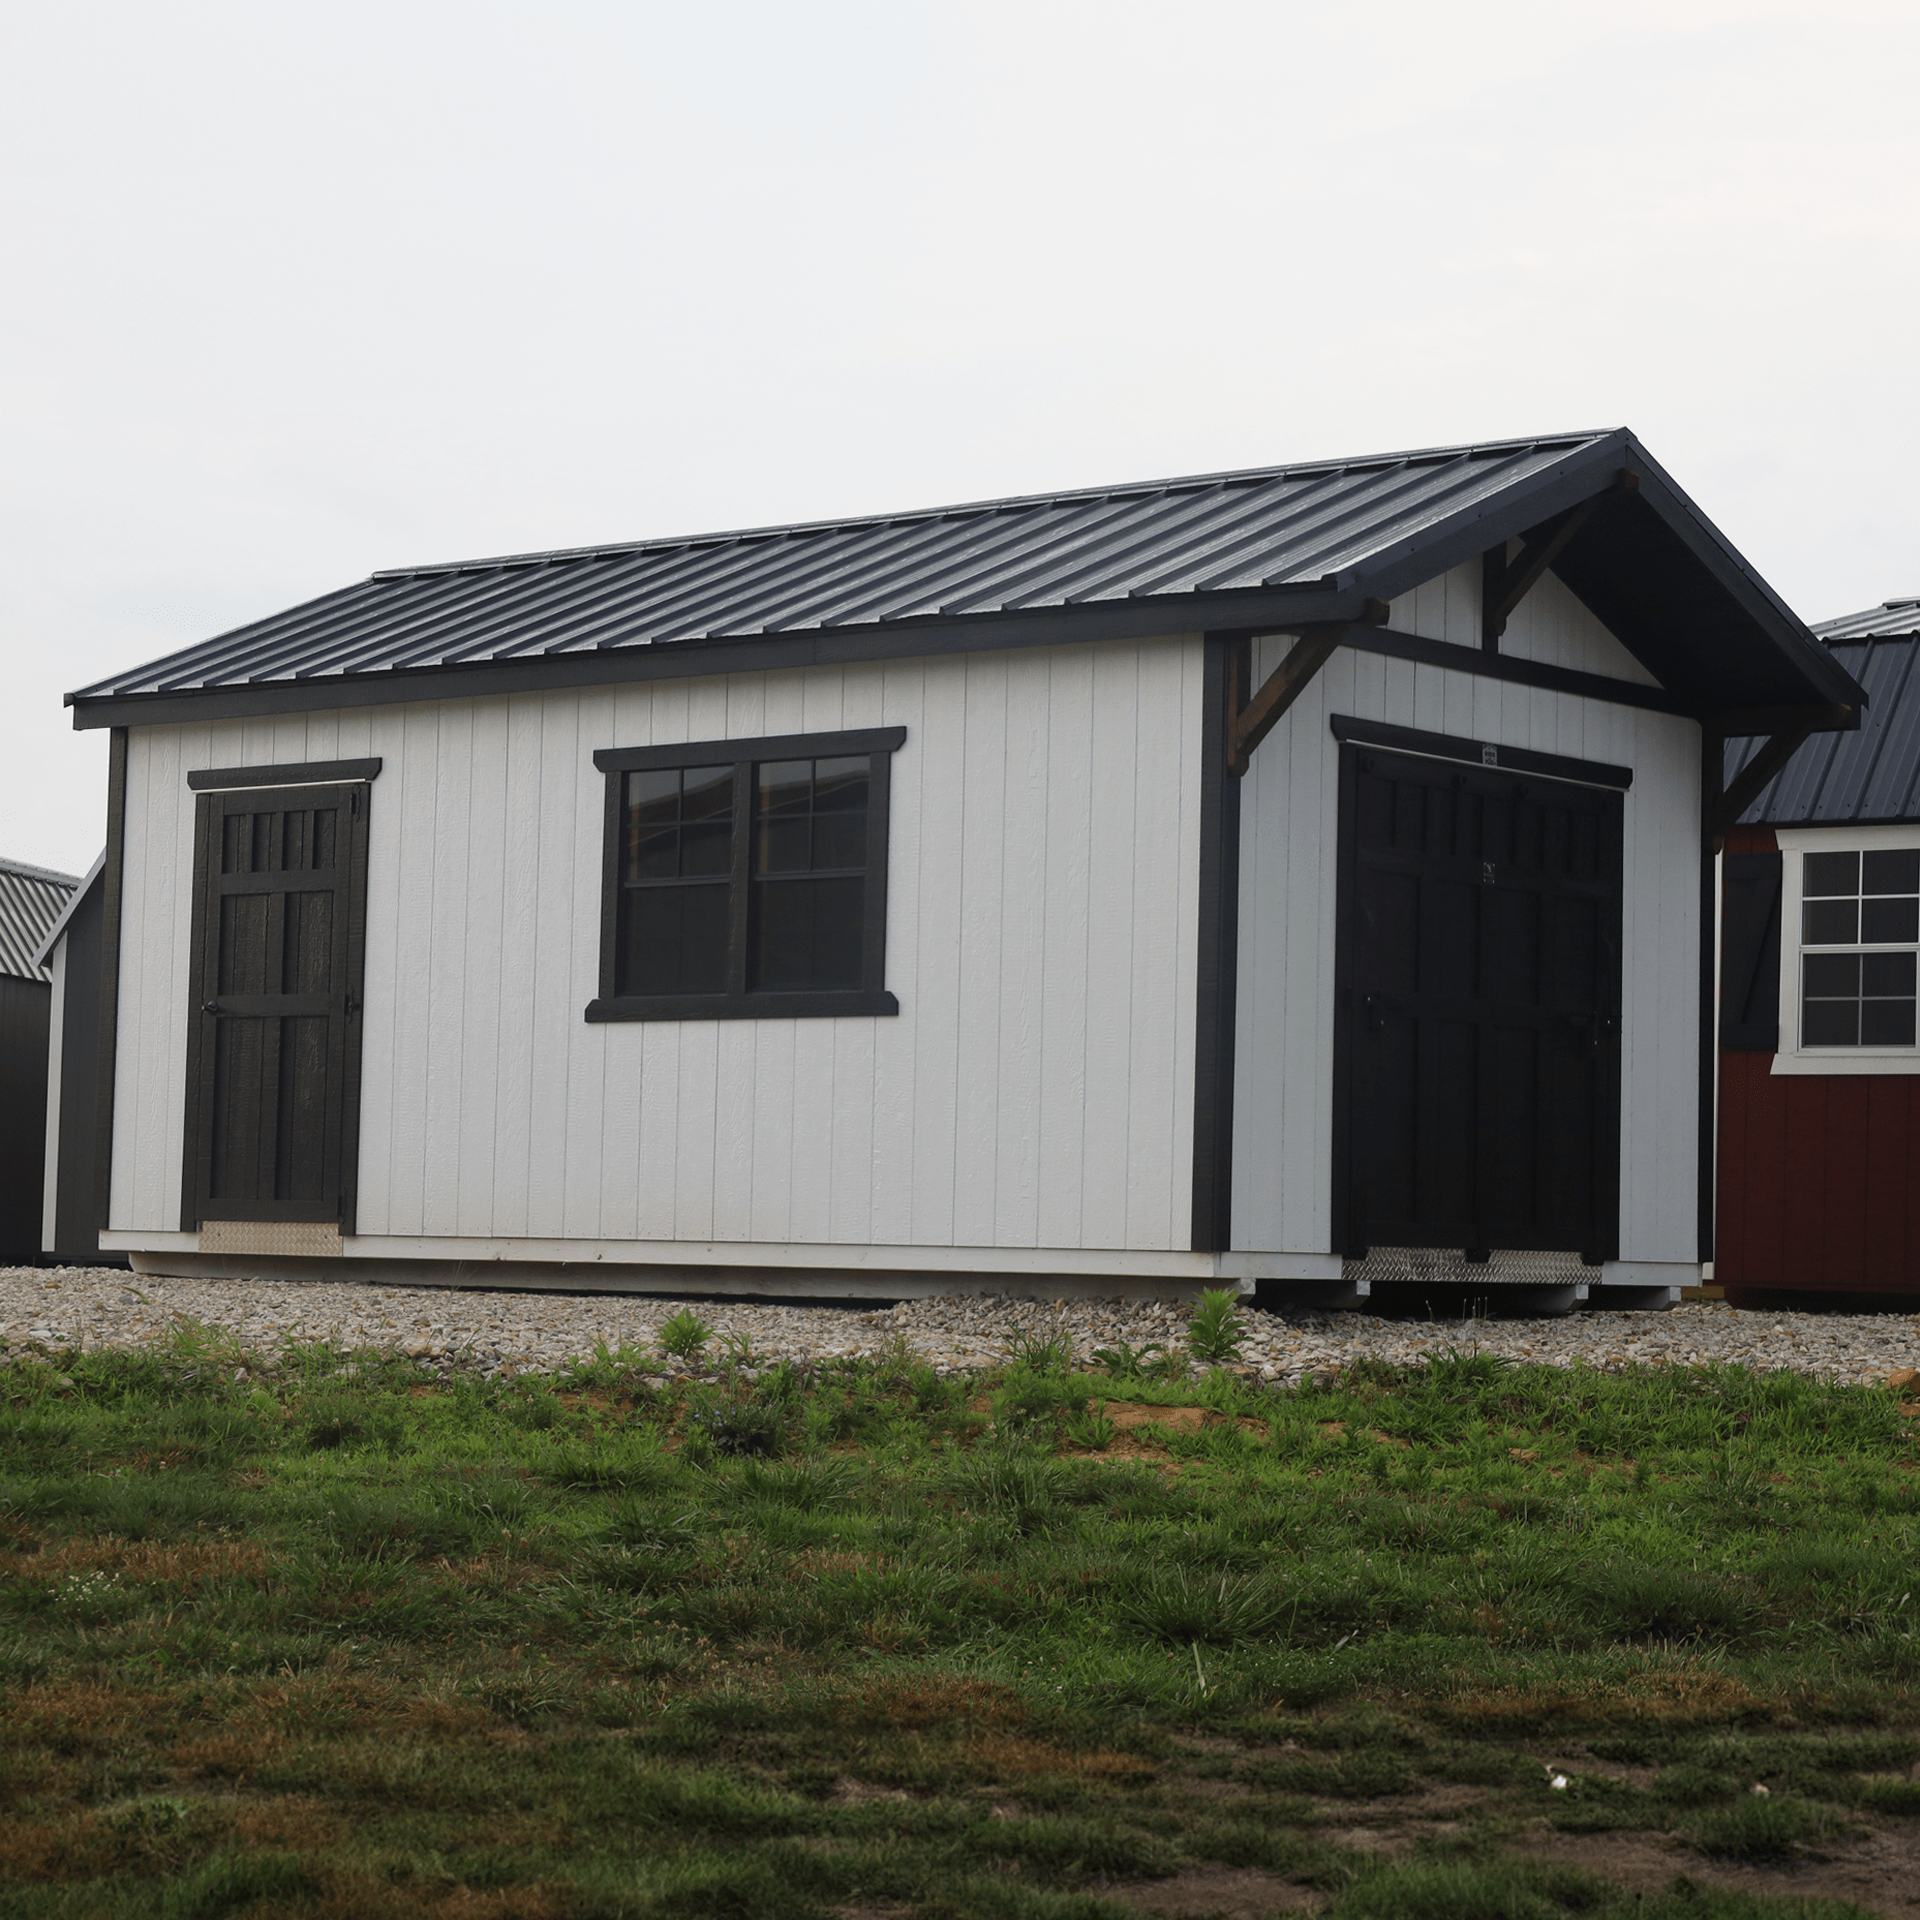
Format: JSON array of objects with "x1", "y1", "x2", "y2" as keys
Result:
[
  {"x1": 202, "y1": 1000, "x2": 220, "y2": 1015},
  {"x1": 1364, "y1": 993, "x2": 1386, "y2": 1033}
]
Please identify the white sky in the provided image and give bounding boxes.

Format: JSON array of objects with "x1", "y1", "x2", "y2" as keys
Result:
[{"x1": 2, "y1": 0, "x2": 1916, "y2": 875}]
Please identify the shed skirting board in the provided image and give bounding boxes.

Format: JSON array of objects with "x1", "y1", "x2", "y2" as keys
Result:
[{"x1": 103, "y1": 1230, "x2": 1338, "y2": 1288}]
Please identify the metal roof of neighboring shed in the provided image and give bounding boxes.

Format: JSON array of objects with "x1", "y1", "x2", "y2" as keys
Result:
[
  {"x1": 1730, "y1": 605, "x2": 1920, "y2": 824},
  {"x1": 68, "y1": 428, "x2": 1861, "y2": 730},
  {"x1": 1813, "y1": 598, "x2": 1920, "y2": 643},
  {"x1": 0, "y1": 856, "x2": 80, "y2": 983}
]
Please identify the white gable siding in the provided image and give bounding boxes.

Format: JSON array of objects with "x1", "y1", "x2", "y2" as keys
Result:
[
  {"x1": 1388, "y1": 559, "x2": 1663, "y2": 686},
  {"x1": 1230, "y1": 627, "x2": 1699, "y2": 1267},
  {"x1": 108, "y1": 635, "x2": 1207, "y2": 1261}
]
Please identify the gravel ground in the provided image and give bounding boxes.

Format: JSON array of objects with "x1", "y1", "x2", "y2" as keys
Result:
[{"x1": 3, "y1": 1266, "x2": 1917, "y2": 1389}]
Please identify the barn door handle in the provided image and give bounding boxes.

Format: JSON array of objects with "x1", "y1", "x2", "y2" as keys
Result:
[
  {"x1": 201, "y1": 1000, "x2": 220, "y2": 1015},
  {"x1": 1364, "y1": 993, "x2": 1386, "y2": 1033}
]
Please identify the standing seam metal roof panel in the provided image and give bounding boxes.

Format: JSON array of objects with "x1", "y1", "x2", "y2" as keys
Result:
[
  {"x1": 1733, "y1": 631, "x2": 1920, "y2": 825},
  {"x1": 75, "y1": 435, "x2": 1621, "y2": 698},
  {"x1": 0, "y1": 858, "x2": 80, "y2": 983}
]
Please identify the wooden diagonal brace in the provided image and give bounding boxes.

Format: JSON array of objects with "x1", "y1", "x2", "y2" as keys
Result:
[
  {"x1": 1227, "y1": 600, "x2": 1389, "y2": 775},
  {"x1": 1481, "y1": 471, "x2": 1639, "y2": 650},
  {"x1": 1711, "y1": 722, "x2": 1821, "y2": 845}
]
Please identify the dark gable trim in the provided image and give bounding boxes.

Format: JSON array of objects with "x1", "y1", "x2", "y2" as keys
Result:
[
  {"x1": 1190, "y1": 636, "x2": 1242, "y2": 1252},
  {"x1": 69, "y1": 587, "x2": 1368, "y2": 731},
  {"x1": 94, "y1": 728, "x2": 128, "y2": 1233},
  {"x1": 593, "y1": 727, "x2": 905, "y2": 773},
  {"x1": 587, "y1": 725, "x2": 905, "y2": 1025},
  {"x1": 187, "y1": 757, "x2": 383, "y2": 791},
  {"x1": 1348, "y1": 625, "x2": 1693, "y2": 717},
  {"x1": 1329, "y1": 716, "x2": 1634, "y2": 792}
]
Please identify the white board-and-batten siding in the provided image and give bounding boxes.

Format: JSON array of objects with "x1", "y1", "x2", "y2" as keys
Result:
[
  {"x1": 1230, "y1": 560, "x2": 1701, "y2": 1268},
  {"x1": 107, "y1": 637, "x2": 1208, "y2": 1267}
]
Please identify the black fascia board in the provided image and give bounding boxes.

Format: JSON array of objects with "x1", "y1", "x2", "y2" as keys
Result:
[
  {"x1": 1348, "y1": 428, "x2": 1863, "y2": 721},
  {"x1": 1608, "y1": 441, "x2": 1862, "y2": 712},
  {"x1": 1341, "y1": 431, "x2": 1634, "y2": 607},
  {"x1": 66, "y1": 581, "x2": 1369, "y2": 730}
]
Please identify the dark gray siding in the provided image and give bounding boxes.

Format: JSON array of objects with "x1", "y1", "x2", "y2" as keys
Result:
[
  {"x1": 0, "y1": 974, "x2": 49, "y2": 1264},
  {"x1": 49, "y1": 875, "x2": 112, "y2": 1265}
]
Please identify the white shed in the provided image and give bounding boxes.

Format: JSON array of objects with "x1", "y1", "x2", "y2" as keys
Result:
[{"x1": 65, "y1": 431, "x2": 1862, "y2": 1307}]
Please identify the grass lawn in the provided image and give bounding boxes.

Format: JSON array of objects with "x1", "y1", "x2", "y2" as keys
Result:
[{"x1": 5, "y1": 1306, "x2": 1920, "y2": 1919}]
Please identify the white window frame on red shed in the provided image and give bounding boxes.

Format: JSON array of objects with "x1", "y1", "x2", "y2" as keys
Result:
[{"x1": 1773, "y1": 825, "x2": 1920, "y2": 1075}]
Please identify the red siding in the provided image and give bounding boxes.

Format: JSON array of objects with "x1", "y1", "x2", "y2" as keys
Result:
[{"x1": 1717, "y1": 826, "x2": 1920, "y2": 1291}]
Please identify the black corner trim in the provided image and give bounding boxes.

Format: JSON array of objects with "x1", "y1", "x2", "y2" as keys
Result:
[
  {"x1": 1329, "y1": 716, "x2": 1633, "y2": 792},
  {"x1": 587, "y1": 990, "x2": 900, "y2": 1023},
  {"x1": 187, "y1": 757, "x2": 383, "y2": 791},
  {"x1": 1190, "y1": 635, "x2": 1242, "y2": 1252},
  {"x1": 593, "y1": 727, "x2": 906, "y2": 774}
]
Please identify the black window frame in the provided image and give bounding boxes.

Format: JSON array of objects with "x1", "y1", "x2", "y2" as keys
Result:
[{"x1": 586, "y1": 725, "x2": 904, "y2": 1023}]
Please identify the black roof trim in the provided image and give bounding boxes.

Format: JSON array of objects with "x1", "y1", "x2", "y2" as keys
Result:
[{"x1": 69, "y1": 430, "x2": 1861, "y2": 730}]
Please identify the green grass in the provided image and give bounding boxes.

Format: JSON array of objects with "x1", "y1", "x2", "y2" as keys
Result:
[{"x1": 2, "y1": 1328, "x2": 1918, "y2": 1916}]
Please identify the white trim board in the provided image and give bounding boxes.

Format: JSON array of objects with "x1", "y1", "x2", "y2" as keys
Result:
[{"x1": 100, "y1": 1229, "x2": 1344, "y2": 1285}]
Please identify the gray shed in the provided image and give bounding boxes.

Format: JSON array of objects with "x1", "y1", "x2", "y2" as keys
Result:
[
  {"x1": 0, "y1": 855, "x2": 82, "y2": 1264},
  {"x1": 60, "y1": 430, "x2": 1863, "y2": 1305}
]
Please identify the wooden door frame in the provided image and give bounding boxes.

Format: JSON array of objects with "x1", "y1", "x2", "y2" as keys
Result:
[
  {"x1": 1328, "y1": 719, "x2": 1627, "y2": 1260},
  {"x1": 178, "y1": 778, "x2": 372, "y2": 1234}
]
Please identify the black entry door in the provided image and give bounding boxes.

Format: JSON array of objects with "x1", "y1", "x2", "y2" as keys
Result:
[
  {"x1": 1331, "y1": 738, "x2": 1624, "y2": 1260},
  {"x1": 181, "y1": 782, "x2": 369, "y2": 1230}
]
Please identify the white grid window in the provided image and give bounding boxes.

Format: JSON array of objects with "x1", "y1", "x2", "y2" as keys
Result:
[{"x1": 1774, "y1": 829, "x2": 1920, "y2": 1074}]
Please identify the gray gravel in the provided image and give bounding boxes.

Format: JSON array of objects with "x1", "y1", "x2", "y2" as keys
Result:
[{"x1": 2, "y1": 1267, "x2": 1917, "y2": 1388}]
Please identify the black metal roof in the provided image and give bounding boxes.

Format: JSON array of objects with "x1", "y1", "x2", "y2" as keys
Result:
[
  {"x1": 1731, "y1": 607, "x2": 1920, "y2": 824},
  {"x1": 0, "y1": 856, "x2": 79, "y2": 983},
  {"x1": 69, "y1": 428, "x2": 1862, "y2": 729}
]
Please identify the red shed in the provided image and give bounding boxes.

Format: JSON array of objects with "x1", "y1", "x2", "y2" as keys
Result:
[{"x1": 1718, "y1": 600, "x2": 1920, "y2": 1304}]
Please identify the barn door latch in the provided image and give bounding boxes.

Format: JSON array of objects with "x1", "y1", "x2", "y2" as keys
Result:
[{"x1": 1363, "y1": 992, "x2": 1387, "y2": 1033}]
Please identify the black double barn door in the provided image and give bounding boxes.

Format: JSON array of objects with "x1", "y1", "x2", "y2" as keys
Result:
[
  {"x1": 1332, "y1": 736, "x2": 1624, "y2": 1261},
  {"x1": 181, "y1": 782, "x2": 370, "y2": 1231}
]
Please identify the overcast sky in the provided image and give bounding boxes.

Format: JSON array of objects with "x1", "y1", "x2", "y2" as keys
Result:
[{"x1": 2, "y1": 0, "x2": 1915, "y2": 875}]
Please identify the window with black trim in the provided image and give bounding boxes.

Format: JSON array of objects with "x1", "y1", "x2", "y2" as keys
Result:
[{"x1": 587, "y1": 727, "x2": 904, "y2": 1022}]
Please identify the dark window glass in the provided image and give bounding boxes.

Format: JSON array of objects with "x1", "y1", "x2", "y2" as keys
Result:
[
  {"x1": 1862, "y1": 897, "x2": 1920, "y2": 944},
  {"x1": 1804, "y1": 952, "x2": 1859, "y2": 998},
  {"x1": 1804, "y1": 898, "x2": 1858, "y2": 944},
  {"x1": 754, "y1": 876, "x2": 865, "y2": 991},
  {"x1": 1864, "y1": 999, "x2": 1919, "y2": 1045},
  {"x1": 620, "y1": 883, "x2": 728, "y2": 995},
  {"x1": 617, "y1": 766, "x2": 734, "y2": 995},
  {"x1": 1803, "y1": 997, "x2": 1860, "y2": 1046},
  {"x1": 1864, "y1": 951, "x2": 1917, "y2": 997},
  {"x1": 1863, "y1": 849, "x2": 1920, "y2": 896},
  {"x1": 1804, "y1": 851, "x2": 1860, "y2": 897},
  {"x1": 751, "y1": 757, "x2": 869, "y2": 992}
]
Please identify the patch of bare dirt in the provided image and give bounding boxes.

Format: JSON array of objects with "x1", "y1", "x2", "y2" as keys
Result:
[
  {"x1": 1533, "y1": 1821, "x2": 1920, "y2": 1918},
  {"x1": 1097, "y1": 1866, "x2": 1321, "y2": 1916}
]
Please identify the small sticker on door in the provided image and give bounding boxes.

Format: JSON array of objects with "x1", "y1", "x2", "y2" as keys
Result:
[
  {"x1": 1481, "y1": 744, "x2": 1498, "y2": 766},
  {"x1": 1482, "y1": 861, "x2": 1496, "y2": 885}
]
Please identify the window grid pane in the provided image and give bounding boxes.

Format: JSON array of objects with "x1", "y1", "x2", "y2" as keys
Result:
[
  {"x1": 1799, "y1": 846, "x2": 1920, "y2": 1048},
  {"x1": 752, "y1": 756, "x2": 869, "y2": 990}
]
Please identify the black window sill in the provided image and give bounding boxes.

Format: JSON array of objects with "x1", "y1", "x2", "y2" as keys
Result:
[{"x1": 585, "y1": 990, "x2": 900, "y2": 1023}]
